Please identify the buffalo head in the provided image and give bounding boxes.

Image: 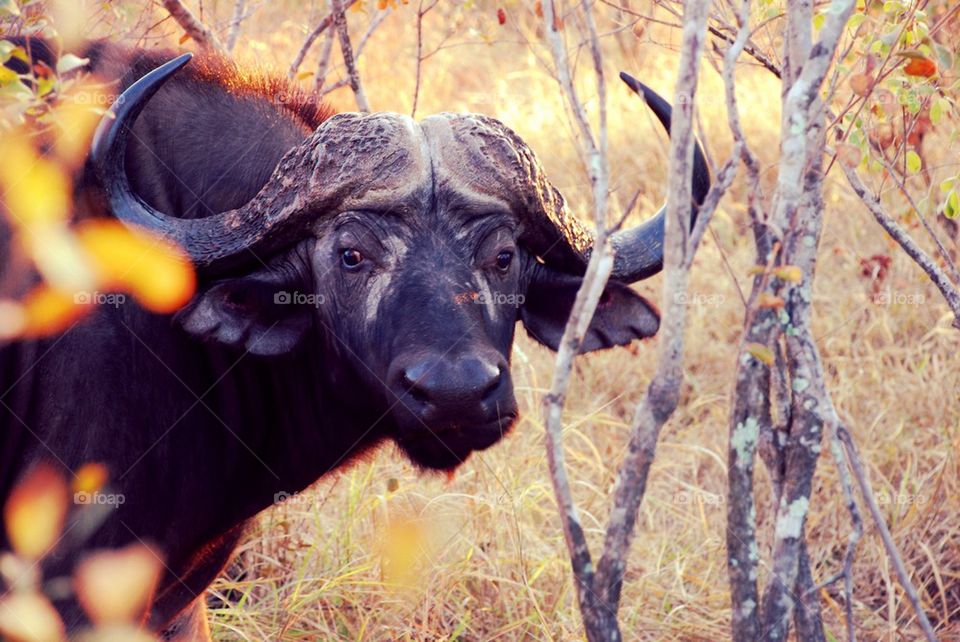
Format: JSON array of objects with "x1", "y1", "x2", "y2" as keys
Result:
[{"x1": 91, "y1": 54, "x2": 709, "y2": 471}]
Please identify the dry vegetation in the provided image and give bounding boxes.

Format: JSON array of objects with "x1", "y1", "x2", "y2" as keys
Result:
[{"x1": 43, "y1": 1, "x2": 960, "y2": 639}]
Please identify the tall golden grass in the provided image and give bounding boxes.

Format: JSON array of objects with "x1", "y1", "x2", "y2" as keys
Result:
[{"x1": 80, "y1": 1, "x2": 960, "y2": 639}]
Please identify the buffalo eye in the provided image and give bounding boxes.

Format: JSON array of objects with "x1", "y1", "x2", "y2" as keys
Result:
[
  {"x1": 495, "y1": 250, "x2": 513, "y2": 273},
  {"x1": 341, "y1": 248, "x2": 364, "y2": 269}
]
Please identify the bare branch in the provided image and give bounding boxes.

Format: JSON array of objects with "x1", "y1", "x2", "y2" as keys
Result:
[
  {"x1": 411, "y1": 0, "x2": 441, "y2": 118},
  {"x1": 757, "y1": 2, "x2": 856, "y2": 638},
  {"x1": 821, "y1": 423, "x2": 864, "y2": 642},
  {"x1": 720, "y1": 2, "x2": 772, "y2": 636},
  {"x1": 539, "y1": 0, "x2": 615, "y2": 636},
  {"x1": 872, "y1": 155, "x2": 960, "y2": 287},
  {"x1": 288, "y1": 0, "x2": 361, "y2": 80},
  {"x1": 313, "y1": 22, "x2": 336, "y2": 93},
  {"x1": 838, "y1": 426, "x2": 938, "y2": 642},
  {"x1": 318, "y1": 78, "x2": 349, "y2": 97},
  {"x1": 840, "y1": 164, "x2": 960, "y2": 330},
  {"x1": 541, "y1": 0, "x2": 602, "y2": 193},
  {"x1": 315, "y1": 7, "x2": 384, "y2": 93},
  {"x1": 225, "y1": 0, "x2": 247, "y2": 52},
  {"x1": 331, "y1": 0, "x2": 370, "y2": 112},
  {"x1": 160, "y1": 0, "x2": 225, "y2": 54},
  {"x1": 592, "y1": 0, "x2": 712, "y2": 616}
]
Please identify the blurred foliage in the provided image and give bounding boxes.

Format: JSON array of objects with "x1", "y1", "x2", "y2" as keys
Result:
[
  {"x1": 0, "y1": 0, "x2": 195, "y2": 342},
  {"x1": 833, "y1": 0, "x2": 960, "y2": 220},
  {"x1": 0, "y1": 463, "x2": 162, "y2": 642}
]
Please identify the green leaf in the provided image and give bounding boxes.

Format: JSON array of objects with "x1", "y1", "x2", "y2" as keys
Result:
[
  {"x1": 847, "y1": 13, "x2": 866, "y2": 30},
  {"x1": 945, "y1": 191, "x2": 960, "y2": 220},
  {"x1": 942, "y1": 178, "x2": 956, "y2": 193},
  {"x1": 745, "y1": 343, "x2": 775, "y2": 367},
  {"x1": 906, "y1": 150, "x2": 922, "y2": 174},
  {"x1": 930, "y1": 97, "x2": 947, "y2": 124},
  {"x1": 55, "y1": 53, "x2": 89, "y2": 75}
]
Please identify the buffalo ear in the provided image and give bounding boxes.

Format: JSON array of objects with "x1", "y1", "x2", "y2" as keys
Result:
[
  {"x1": 176, "y1": 276, "x2": 312, "y2": 356},
  {"x1": 519, "y1": 267, "x2": 660, "y2": 353}
]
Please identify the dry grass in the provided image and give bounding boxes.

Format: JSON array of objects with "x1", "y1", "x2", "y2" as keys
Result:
[{"x1": 90, "y1": 1, "x2": 960, "y2": 639}]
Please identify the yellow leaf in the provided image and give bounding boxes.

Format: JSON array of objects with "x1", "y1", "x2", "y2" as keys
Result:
[
  {"x1": 51, "y1": 85, "x2": 105, "y2": 168},
  {"x1": 773, "y1": 265, "x2": 803, "y2": 283},
  {"x1": 72, "y1": 463, "x2": 109, "y2": 497},
  {"x1": 745, "y1": 343, "x2": 774, "y2": 367},
  {"x1": 0, "y1": 136, "x2": 71, "y2": 227},
  {"x1": 0, "y1": 591, "x2": 65, "y2": 642},
  {"x1": 21, "y1": 285, "x2": 87, "y2": 337},
  {"x1": 757, "y1": 293, "x2": 785, "y2": 309},
  {"x1": 378, "y1": 518, "x2": 428, "y2": 587},
  {"x1": 906, "y1": 150, "x2": 922, "y2": 174},
  {"x1": 76, "y1": 221, "x2": 196, "y2": 313},
  {"x1": 74, "y1": 544, "x2": 163, "y2": 624},
  {"x1": 4, "y1": 464, "x2": 68, "y2": 560}
]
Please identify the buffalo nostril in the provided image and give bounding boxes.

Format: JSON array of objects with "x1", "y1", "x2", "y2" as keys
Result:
[
  {"x1": 401, "y1": 369, "x2": 430, "y2": 404},
  {"x1": 479, "y1": 365, "x2": 504, "y2": 403},
  {"x1": 398, "y1": 360, "x2": 435, "y2": 406}
]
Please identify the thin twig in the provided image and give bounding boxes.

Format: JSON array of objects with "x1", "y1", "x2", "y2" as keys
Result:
[
  {"x1": 540, "y1": 0, "x2": 615, "y2": 636},
  {"x1": 316, "y1": 7, "x2": 385, "y2": 93},
  {"x1": 287, "y1": 0, "x2": 361, "y2": 80},
  {"x1": 313, "y1": 20, "x2": 335, "y2": 92},
  {"x1": 818, "y1": 422, "x2": 864, "y2": 642},
  {"x1": 161, "y1": 0, "x2": 225, "y2": 53},
  {"x1": 225, "y1": 0, "x2": 247, "y2": 52},
  {"x1": 719, "y1": 3, "x2": 773, "y2": 640},
  {"x1": 873, "y1": 155, "x2": 960, "y2": 287},
  {"x1": 838, "y1": 426, "x2": 939, "y2": 642},
  {"x1": 411, "y1": 0, "x2": 440, "y2": 118},
  {"x1": 840, "y1": 164, "x2": 960, "y2": 330},
  {"x1": 593, "y1": 0, "x2": 714, "y2": 621}
]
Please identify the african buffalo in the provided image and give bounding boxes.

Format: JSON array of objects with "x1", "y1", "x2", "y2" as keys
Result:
[{"x1": 0, "y1": 38, "x2": 709, "y2": 639}]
